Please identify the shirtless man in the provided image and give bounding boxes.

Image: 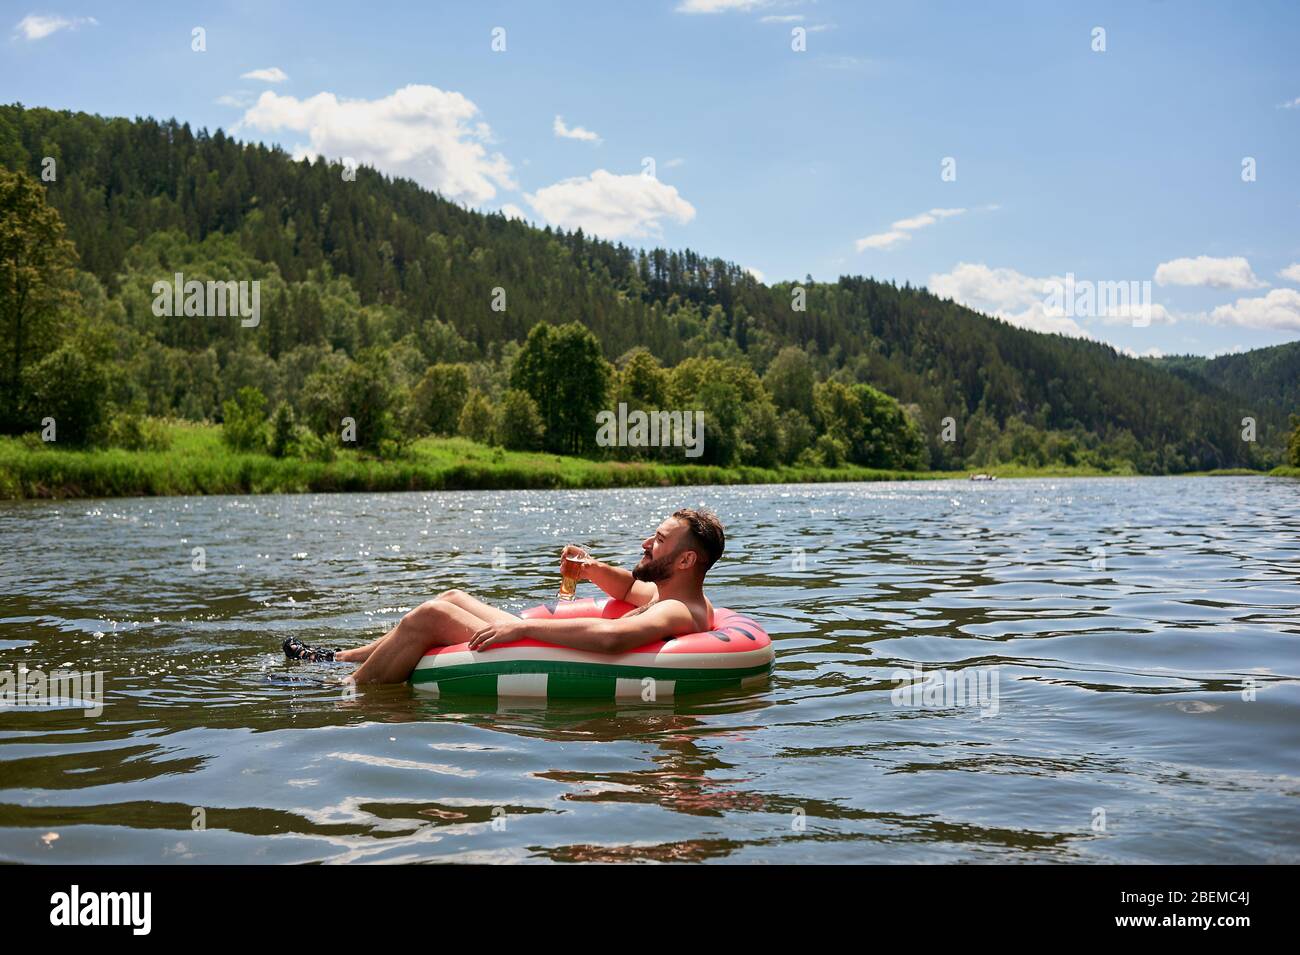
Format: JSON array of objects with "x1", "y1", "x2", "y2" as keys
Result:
[{"x1": 282, "y1": 508, "x2": 725, "y2": 685}]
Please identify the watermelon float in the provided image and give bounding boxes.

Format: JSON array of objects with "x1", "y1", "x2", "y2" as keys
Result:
[{"x1": 410, "y1": 597, "x2": 774, "y2": 699}]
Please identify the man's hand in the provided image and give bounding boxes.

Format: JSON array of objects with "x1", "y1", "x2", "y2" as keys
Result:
[
  {"x1": 478, "y1": 601, "x2": 694, "y2": 655},
  {"x1": 467, "y1": 620, "x2": 530, "y2": 651},
  {"x1": 561, "y1": 544, "x2": 591, "y2": 579}
]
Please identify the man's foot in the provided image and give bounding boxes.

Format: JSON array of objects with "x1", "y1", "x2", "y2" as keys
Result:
[{"x1": 283, "y1": 636, "x2": 337, "y2": 663}]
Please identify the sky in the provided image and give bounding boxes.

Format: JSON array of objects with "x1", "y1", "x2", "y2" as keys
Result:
[{"x1": 3, "y1": 0, "x2": 1298, "y2": 357}]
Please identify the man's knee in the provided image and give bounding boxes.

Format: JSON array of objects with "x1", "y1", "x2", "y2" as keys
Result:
[
  {"x1": 435, "y1": 588, "x2": 467, "y2": 605},
  {"x1": 405, "y1": 599, "x2": 449, "y2": 627}
]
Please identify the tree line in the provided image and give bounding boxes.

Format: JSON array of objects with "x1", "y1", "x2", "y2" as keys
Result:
[
  {"x1": 0, "y1": 163, "x2": 924, "y2": 468},
  {"x1": 0, "y1": 103, "x2": 1290, "y2": 472}
]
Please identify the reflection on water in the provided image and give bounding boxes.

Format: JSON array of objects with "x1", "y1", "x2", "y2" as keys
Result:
[{"x1": 1, "y1": 477, "x2": 1298, "y2": 863}]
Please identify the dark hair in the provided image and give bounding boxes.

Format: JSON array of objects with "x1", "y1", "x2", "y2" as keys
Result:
[{"x1": 672, "y1": 508, "x2": 725, "y2": 572}]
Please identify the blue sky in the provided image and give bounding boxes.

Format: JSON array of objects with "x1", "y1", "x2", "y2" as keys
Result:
[{"x1": 4, "y1": 0, "x2": 1298, "y2": 356}]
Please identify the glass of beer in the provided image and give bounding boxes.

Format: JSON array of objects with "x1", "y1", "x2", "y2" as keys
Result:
[{"x1": 557, "y1": 546, "x2": 588, "y2": 600}]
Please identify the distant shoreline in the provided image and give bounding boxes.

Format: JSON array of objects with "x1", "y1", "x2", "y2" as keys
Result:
[{"x1": 0, "y1": 424, "x2": 1289, "y2": 501}]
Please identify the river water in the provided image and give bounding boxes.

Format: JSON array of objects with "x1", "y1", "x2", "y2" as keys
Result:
[{"x1": 1, "y1": 477, "x2": 1298, "y2": 863}]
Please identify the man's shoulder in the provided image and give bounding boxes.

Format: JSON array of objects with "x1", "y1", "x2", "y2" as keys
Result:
[
  {"x1": 661, "y1": 594, "x2": 712, "y2": 632},
  {"x1": 618, "y1": 595, "x2": 710, "y2": 636}
]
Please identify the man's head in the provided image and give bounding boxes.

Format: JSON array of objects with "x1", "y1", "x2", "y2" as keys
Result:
[{"x1": 633, "y1": 508, "x2": 726, "y2": 584}]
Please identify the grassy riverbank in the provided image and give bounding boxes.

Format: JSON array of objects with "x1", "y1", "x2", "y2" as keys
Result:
[
  {"x1": 0, "y1": 422, "x2": 1282, "y2": 500},
  {"x1": 0, "y1": 422, "x2": 937, "y2": 499}
]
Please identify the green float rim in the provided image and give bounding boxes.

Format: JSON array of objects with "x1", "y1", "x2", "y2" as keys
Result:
[{"x1": 410, "y1": 657, "x2": 773, "y2": 698}]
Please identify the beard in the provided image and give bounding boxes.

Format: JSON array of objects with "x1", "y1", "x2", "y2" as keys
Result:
[{"x1": 632, "y1": 548, "x2": 678, "y2": 583}]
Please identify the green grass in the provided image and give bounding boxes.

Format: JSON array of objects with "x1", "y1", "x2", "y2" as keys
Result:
[
  {"x1": 1269, "y1": 465, "x2": 1300, "y2": 478},
  {"x1": 961, "y1": 462, "x2": 1139, "y2": 478},
  {"x1": 0, "y1": 422, "x2": 1281, "y2": 500},
  {"x1": 1183, "y1": 468, "x2": 1271, "y2": 477},
  {"x1": 0, "y1": 422, "x2": 942, "y2": 499}
]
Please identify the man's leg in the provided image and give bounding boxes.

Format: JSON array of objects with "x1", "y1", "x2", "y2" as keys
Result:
[
  {"x1": 347, "y1": 598, "x2": 509, "y2": 685},
  {"x1": 334, "y1": 633, "x2": 390, "y2": 664},
  {"x1": 337, "y1": 590, "x2": 516, "y2": 665},
  {"x1": 436, "y1": 588, "x2": 519, "y2": 625}
]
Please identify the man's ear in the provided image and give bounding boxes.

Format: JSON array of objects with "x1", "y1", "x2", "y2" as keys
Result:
[{"x1": 678, "y1": 549, "x2": 698, "y2": 571}]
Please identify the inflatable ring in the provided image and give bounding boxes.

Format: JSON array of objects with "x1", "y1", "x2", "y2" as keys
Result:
[{"x1": 409, "y1": 597, "x2": 774, "y2": 699}]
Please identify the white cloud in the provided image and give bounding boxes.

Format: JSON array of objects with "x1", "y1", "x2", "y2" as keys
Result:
[
  {"x1": 525, "y1": 170, "x2": 696, "y2": 240},
  {"x1": 928, "y1": 263, "x2": 1043, "y2": 312},
  {"x1": 664, "y1": 158, "x2": 686, "y2": 169},
  {"x1": 745, "y1": 265, "x2": 766, "y2": 283},
  {"x1": 1277, "y1": 263, "x2": 1300, "y2": 283},
  {"x1": 13, "y1": 14, "x2": 96, "y2": 41},
  {"x1": 676, "y1": 0, "x2": 769, "y2": 12},
  {"x1": 856, "y1": 230, "x2": 909, "y2": 251},
  {"x1": 1154, "y1": 255, "x2": 1265, "y2": 289},
  {"x1": 760, "y1": 14, "x2": 803, "y2": 22},
  {"x1": 990, "y1": 303, "x2": 1089, "y2": 338},
  {"x1": 893, "y1": 208, "x2": 963, "y2": 230},
  {"x1": 241, "y1": 67, "x2": 288, "y2": 83},
  {"x1": 1096, "y1": 302, "x2": 1176, "y2": 326},
  {"x1": 1209, "y1": 288, "x2": 1300, "y2": 331},
  {"x1": 928, "y1": 262, "x2": 1176, "y2": 338},
  {"x1": 500, "y1": 203, "x2": 528, "y2": 221},
  {"x1": 856, "y1": 207, "x2": 964, "y2": 252},
  {"x1": 553, "y1": 115, "x2": 601, "y2": 144},
  {"x1": 237, "y1": 84, "x2": 514, "y2": 205},
  {"x1": 1279, "y1": 97, "x2": 1300, "y2": 109},
  {"x1": 1122, "y1": 346, "x2": 1166, "y2": 359},
  {"x1": 216, "y1": 92, "x2": 255, "y2": 109}
]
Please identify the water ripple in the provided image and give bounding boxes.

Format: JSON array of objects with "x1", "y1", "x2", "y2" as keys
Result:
[{"x1": 1, "y1": 476, "x2": 1298, "y2": 863}]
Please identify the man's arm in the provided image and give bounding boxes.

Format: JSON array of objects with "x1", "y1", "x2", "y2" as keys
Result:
[
  {"x1": 468, "y1": 601, "x2": 693, "y2": 654},
  {"x1": 567, "y1": 548, "x2": 657, "y2": 607}
]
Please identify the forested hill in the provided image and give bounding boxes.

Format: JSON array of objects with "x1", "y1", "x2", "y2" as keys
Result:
[
  {"x1": 1152, "y1": 342, "x2": 1300, "y2": 422},
  {"x1": 0, "y1": 103, "x2": 1289, "y2": 471}
]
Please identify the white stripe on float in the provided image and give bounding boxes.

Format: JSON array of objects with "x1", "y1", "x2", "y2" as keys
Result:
[
  {"x1": 421, "y1": 650, "x2": 475, "y2": 668},
  {"x1": 497, "y1": 672, "x2": 549, "y2": 697},
  {"x1": 614, "y1": 677, "x2": 676, "y2": 700},
  {"x1": 412, "y1": 646, "x2": 773, "y2": 673}
]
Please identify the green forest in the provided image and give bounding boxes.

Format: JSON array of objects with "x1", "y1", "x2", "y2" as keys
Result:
[{"x1": 2, "y1": 103, "x2": 1297, "y2": 478}]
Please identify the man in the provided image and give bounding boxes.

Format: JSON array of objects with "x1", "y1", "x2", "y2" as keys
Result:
[{"x1": 283, "y1": 508, "x2": 725, "y2": 685}]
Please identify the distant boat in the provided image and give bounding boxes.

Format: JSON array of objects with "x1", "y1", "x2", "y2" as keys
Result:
[{"x1": 969, "y1": 473, "x2": 997, "y2": 481}]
